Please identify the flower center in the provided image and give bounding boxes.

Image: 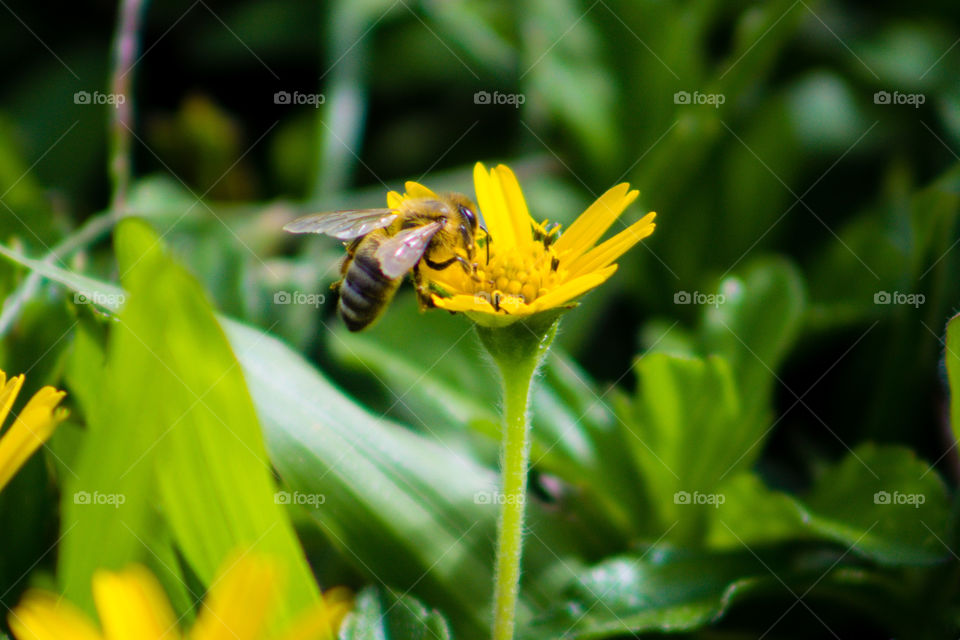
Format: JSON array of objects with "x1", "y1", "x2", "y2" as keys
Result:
[{"x1": 471, "y1": 240, "x2": 563, "y2": 305}]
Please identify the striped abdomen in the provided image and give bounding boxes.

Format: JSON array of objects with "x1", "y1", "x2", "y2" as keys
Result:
[{"x1": 337, "y1": 244, "x2": 401, "y2": 332}]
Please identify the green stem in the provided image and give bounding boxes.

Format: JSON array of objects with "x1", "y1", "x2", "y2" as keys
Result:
[
  {"x1": 0, "y1": 0, "x2": 145, "y2": 337},
  {"x1": 0, "y1": 209, "x2": 122, "y2": 336},
  {"x1": 476, "y1": 313, "x2": 559, "y2": 640},
  {"x1": 491, "y1": 356, "x2": 538, "y2": 640},
  {"x1": 108, "y1": 0, "x2": 148, "y2": 213}
]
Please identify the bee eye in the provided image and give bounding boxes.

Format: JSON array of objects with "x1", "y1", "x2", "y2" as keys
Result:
[{"x1": 459, "y1": 205, "x2": 477, "y2": 227}]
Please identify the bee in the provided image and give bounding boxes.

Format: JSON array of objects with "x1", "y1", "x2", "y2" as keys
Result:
[{"x1": 283, "y1": 193, "x2": 486, "y2": 331}]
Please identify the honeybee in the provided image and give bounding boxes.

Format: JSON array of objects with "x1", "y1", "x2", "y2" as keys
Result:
[{"x1": 284, "y1": 193, "x2": 485, "y2": 331}]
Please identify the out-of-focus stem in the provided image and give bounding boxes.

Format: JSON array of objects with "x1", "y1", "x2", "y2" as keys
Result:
[
  {"x1": 0, "y1": 0, "x2": 147, "y2": 336},
  {"x1": 108, "y1": 0, "x2": 147, "y2": 213}
]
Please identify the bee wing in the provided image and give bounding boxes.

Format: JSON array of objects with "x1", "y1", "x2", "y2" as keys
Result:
[
  {"x1": 374, "y1": 221, "x2": 444, "y2": 279},
  {"x1": 283, "y1": 209, "x2": 399, "y2": 239}
]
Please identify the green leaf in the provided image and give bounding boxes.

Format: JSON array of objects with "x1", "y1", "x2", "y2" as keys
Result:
[
  {"x1": 340, "y1": 586, "x2": 453, "y2": 640},
  {"x1": 945, "y1": 312, "x2": 960, "y2": 446},
  {"x1": 525, "y1": 548, "x2": 774, "y2": 639},
  {"x1": 706, "y1": 473, "x2": 808, "y2": 549},
  {"x1": 0, "y1": 243, "x2": 126, "y2": 313},
  {"x1": 223, "y1": 316, "x2": 511, "y2": 639},
  {"x1": 0, "y1": 229, "x2": 540, "y2": 637},
  {"x1": 627, "y1": 352, "x2": 743, "y2": 544},
  {"x1": 59, "y1": 219, "x2": 318, "y2": 622},
  {"x1": 328, "y1": 294, "x2": 500, "y2": 437},
  {"x1": 328, "y1": 296, "x2": 637, "y2": 541},
  {"x1": 798, "y1": 444, "x2": 952, "y2": 566},
  {"x1": 709, "y1": 447, "x2": 952, "y2": 567},
  {"x1": 700, "y1": 257, "x2": 806, "y2": 425}
]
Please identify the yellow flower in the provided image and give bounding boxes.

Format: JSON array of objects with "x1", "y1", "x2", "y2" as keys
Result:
[
  {"x1": 0, "y1": 369, "x2": 68, "y2": 492},
  {"x1": 421, "y1": 162, "x2": 656, "y2": 326},
  {"x1": 9, "y1": 552, "x2": 353, "y2": 640}
]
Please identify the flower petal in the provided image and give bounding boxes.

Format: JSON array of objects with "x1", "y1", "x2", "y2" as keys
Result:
[
  {"x1": 530, "y1": 265, "x2": 618, "y2": 312},
  {"x1": 567, "y1": 212, "x2": 656, "y2": 278},
  {"x1": 553, "y1": 184, "x2": 638, "y2": 260},
  {"x1": 431, "y1": 293, "x2": 491, "y2": 313},
  {"x1": 403, "y1": 181, "x2": 437, "y2": 199},
  {"x1": 493, "y1": 165, "x2": 535, "y2": 248},
  {"x1": 93, "y1": 566, "x2": 180, "y2": 640},
  {"x1": 386, "y1": 191, "x2": 403, "y2": 209},
  {"x1": 0, "y1": 386, "x2": 67, "y2": 492},
  {"x1": 0, "y1": 371, "x2": 24, "y2": 429},
  {"x1": 275, "y1": 588, "x2": 353, "y2": 640},
  {"x1": 9, "y1": 590, "x2": 104, "y2": 640},
  {"x1": 474, "y1": 163, "x2": 517, "y2": 249},
  {"x1": 189, "y1": 554, "x2": 279, "y2": 640}
]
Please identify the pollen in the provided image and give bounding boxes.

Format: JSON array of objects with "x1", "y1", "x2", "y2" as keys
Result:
[{"x1": 469, "y1": 238, "x2": 563, "y2": 304}]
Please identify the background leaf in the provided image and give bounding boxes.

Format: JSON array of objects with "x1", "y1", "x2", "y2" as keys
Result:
[{"x1": 59, "y1": 219, "x2": 319, "y2": 623}]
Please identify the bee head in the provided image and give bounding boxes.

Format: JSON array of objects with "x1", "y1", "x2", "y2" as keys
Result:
[{"x1": 445, "y1": 193, "x2": 482, "y2": 259}]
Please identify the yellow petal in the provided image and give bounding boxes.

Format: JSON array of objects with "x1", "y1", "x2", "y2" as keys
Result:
[
  {"x1": 567, "y1": 212, "x2": 656, "y2": 278},
  {"x1": 403, "y1": 181, "x2": 437, "y2": 199},
  {"x1": 492, "y1": 165, "x2": 535, "y2": 248},
  {"x1": 553, "y1": 185, "x2": 638, "y2": 261},
  {"x1": 530, "y1": 265, "x2": 618, "y2": 312},
  {"x1": 322, "y1": 586, "x2": 354, "y2": 611},
  {"x1": 93, "y1": 566, "x2": 180, "y2": 640},
  {"x1": 0, "y1": 372, "x2": 24, "y2": 429},
  {"x1": 275, "y1": 588, "x2": 353, "y2": 640},
  {"x1": 473, "y1": 163, "x2": 516, "y2": 249},
  {"x1": 495, "y1": 293, "x2": 528, "y2": 315},
  {"x1": 431, "y1": 293, "x2": 494, "y2": 313},
  {"x1": 0, "y1": 386, "x2": 67, "y2": 492},
  {"x1": 190, "y1": 554, "x2": 279, "y2": 640},
  {"x1": 9, "y1": 590, "x2": 104, "y2": 640},
  {"x1": 386, "y1": 191, "x2": 403, "y2": 209}
]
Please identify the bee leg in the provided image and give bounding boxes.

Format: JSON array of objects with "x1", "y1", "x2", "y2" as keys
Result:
[
  {"x1": 412, "y1": 269, "x2": 434, "y2": 310},
  {"x1": 424, "y1": 255, "x2": 457, "y2": 270}
]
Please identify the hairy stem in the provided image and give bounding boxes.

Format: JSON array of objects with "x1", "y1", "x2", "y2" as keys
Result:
[
  {"x1": 491, "y1": 355, "x2": 538, "y2": 640},
  {"x1": 477, "y1": 314, "x2": 559, "y2": 640}
]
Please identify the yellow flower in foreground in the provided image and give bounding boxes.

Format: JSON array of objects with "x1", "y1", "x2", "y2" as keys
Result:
[
  {"x1": 9, "y1": 552, "x2": 352, "y2": 640},
  {"x1": 423, "y1": 162, "x2": 656, "y2": 325},
  {"x1": 0, "y1": 369, "x2": 67, "y2": 492}
]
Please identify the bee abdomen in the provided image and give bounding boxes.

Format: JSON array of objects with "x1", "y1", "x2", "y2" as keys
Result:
[{"x1": 338, "y1": 253, "x2": 400, "y2": 331}]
